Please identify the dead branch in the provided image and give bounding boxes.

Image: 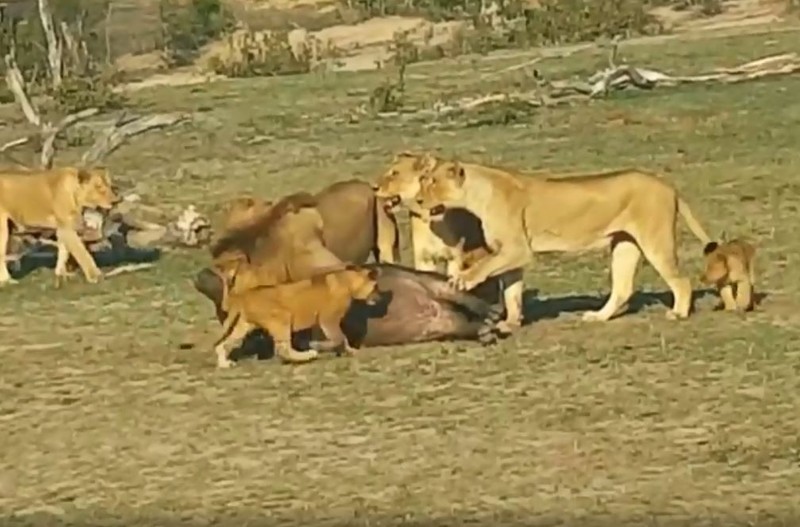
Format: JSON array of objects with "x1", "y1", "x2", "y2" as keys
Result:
[
  {"x1": 37, "y1": 0, "x2": 62, "y2": 89},
  {"x1": 4, "y1": 54, "x2": 41, "y2": 127},
  {"x1": 0, "y1": 137, "x2": 31, "y2": 153},
  {"x1": 81, "y1": 113, "x2": 191, "y2": 166},
  {"x1": 40, "y1": 107, "x2": 100, "y2": 168},
  {"x1": 376, "y1": 46, "x2": 800, "y2": 127}
]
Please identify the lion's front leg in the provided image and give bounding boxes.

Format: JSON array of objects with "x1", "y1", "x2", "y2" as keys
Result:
[
  {"x1": 449, "y1": 245, "x2": 529, "y2": 292},
  {"x1": 56, "y1": 227, "x2": 102, "y2": 284},
  {"x1": 53, "y1": 241, "x2": 77, "y2": 288}
]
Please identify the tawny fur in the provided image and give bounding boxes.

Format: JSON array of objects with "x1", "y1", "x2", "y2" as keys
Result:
[
  {"x1": 373, "y1": 152, "x2": 513, "y2": 319},
  {"x1": 0, "y1": 166, "x2": 119, "y2": 286},
  {"x1": 415, "y1": 157, "x2": 714, "y2": 329},
  {"x1": 213, "y1": 265, "x2": 381, "y2": 368},
  {"x1": 700, "y1": 239, "x2": 756, "y2": 312}
]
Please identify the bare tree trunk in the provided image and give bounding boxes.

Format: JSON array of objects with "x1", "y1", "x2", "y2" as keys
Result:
[
  {"x1": 38, "y1": 0, "x2": 63, "y2": 89},
  {"x1": 105, "y1": 1, "x2": 114, "y2": 66}
]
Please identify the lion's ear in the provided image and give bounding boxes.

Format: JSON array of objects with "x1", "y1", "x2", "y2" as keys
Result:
[
  {"x1": 703, "y1": 241, "x2": 719, "y2": 256},
  {"x1": 77, "y1": 168, "x2": 92, "y2": 184},
  {"x1": 366, "y1": 267, "x2": 381, "y2": 281},
  {"x1": 394, "y1": 151, "x2": 417, "y2": 161},
  {"x1": 447, "y1": 162, "x2": 466, "y2": 184},
  {"x1": 421, "y1": 153, "x2": 438, "y2": 171}
]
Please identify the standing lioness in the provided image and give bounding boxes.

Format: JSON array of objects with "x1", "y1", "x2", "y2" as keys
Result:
[
  {"x1": 415, "y1": 159, "x2": 714, "y2": 325},
  {"x1": 0, "y1": 166, "x2": 119, "y2": 286}
]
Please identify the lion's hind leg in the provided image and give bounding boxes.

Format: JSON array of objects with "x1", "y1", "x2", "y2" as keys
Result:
[
  {"x1": 639, "y1": 234, "x2": 692, "y2": 320},
  {"x1": 583, "y1": 237, "x2": 642, "y2": 322}
]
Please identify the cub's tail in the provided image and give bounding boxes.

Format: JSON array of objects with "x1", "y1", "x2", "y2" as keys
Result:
[
  {"x1": 477, "y1": 303, "x2": 506, "y2": 346},
  {"x1": 677, "y1": 197, "x2": 714, "y2": 251}
]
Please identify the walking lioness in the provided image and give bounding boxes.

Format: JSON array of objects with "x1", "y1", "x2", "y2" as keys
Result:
[
  {"x1": 0, "y1": 166, "x2": 119, "y2": 286},
  {"x1": 415, "y1": 159, "x2": 714, "y2": 326}
]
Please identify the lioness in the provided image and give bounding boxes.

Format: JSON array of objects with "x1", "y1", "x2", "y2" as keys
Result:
[
  {"x1": 213, "y1": 265, "x2": 382, "y2": 368},
  {"x1": 415, "y1": 159, "x2": 714, "y2": 325},
  {"x1": 373, "y1": 152, "x2": 517, "y2": 328},
  {"x1": 0, "y1": 166, "x2": 119, "y2": 286},
  {"x1": 700, "y1": 238, "x2": 756, "y2": 312},
  {"x1": 373, "y1": 152, "x2": 487, "y2": 275}
]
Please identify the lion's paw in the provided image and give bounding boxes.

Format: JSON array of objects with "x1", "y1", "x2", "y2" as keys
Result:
[
  {"x1": 581, "y1": 310, "x2": 610, "y2": 322},
  {"x1": 665, "y1": 310, "x2": 688, "y2": 321},
  {"x1": 216, "y1": 358, "x2": 236, "y2": 369}
]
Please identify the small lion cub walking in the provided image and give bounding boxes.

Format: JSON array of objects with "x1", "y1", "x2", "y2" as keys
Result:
[
  {"x1": 213, "y1": 265, "x2": 382, "y2": 369},
  {"x1": 701, "y1": 239, "x2": 757, "y2": 313}
]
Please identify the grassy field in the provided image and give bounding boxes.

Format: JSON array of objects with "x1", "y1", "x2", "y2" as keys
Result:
[{"x1": 2, "y1": 26, "x2": 800, "y2": 527}]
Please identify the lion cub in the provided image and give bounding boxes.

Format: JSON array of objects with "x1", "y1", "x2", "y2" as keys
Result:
[
  {"x1": 213, "y1": 265, "x2": 382, "y2": 369},
  {"x1": 701, "y1": 239, "x2": 756, "y2": 312}
]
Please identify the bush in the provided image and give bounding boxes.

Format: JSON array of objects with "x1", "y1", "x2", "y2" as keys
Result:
[
  {"x1": 159, "y1": 0, "x2": 236, "y2": 67},
  {"x1": 54, "y1": 74, "x2": 126, "y2": 114},
  {"x1": 522, "y1": 0, "x2": 663, "y2": 46},
  {"x1": 207, "y1": 30, "x2": 312, "y2": 77}
]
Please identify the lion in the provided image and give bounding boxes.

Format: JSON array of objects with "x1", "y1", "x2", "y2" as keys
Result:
[
  {"x1": 373, "y1": 152, "x2": 517, "y2": 327},
  {"x1": 414, "y1": 158, "x2": 714, "y2": 328},
  {"x1": 450, "y1": 238, "x2": 502, "y2": 273},
  {"x1": 196, "y1": 191, "x2": 503, "y2": 360},
  {"x1": 0, "y1": 166, "x2": 119, "y2": 286},
  {"x1": 700, "y1": 238, "x2": 756, "y2": 312},
  {"x1": 219, "y1": 195, "x2": 273, "y2": 233},
  {"x1": 213, "y1": 264, "x2": 382, "y2": 368}
]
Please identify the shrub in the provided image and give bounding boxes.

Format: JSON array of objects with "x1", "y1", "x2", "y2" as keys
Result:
[{"x1": 159, "y1": 0, "x2": 235, "y2": 67}]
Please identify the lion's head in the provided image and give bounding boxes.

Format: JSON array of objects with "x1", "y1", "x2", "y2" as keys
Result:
[
  {"x1": 221, "y1": 196, "x2": 274, "y2": 232},
  {"x1": 700, "y1": 241, "x2": 729, "y2": 285},
  {"x1": 373, "y1": 151, "x2": 437, "y2": 212},
  {"x1": 342, "y1": 265, "x2": 382, "y2": 306},
  {"x1": 416, "y1": 160, "x2": 466, "y2": 221},
  {"x1": 77, "y1": 167, "x2": 119, "y2": 210}
]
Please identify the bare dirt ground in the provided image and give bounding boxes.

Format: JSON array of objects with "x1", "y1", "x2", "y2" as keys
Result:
[{"x1": 2, "y1": 23, "x2": 800, "y2": 527}]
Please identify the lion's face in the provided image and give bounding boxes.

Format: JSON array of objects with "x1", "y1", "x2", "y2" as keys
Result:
[
  {"x1": 347, "y1": 267, "x2": 382, "y2": 305},
  {"x1": 77, "y1": 168, "x2": 119, "y2": 210},
  {"x1": 701, "y1": 252, "x2": 728, "y2": 285},
  {"x1": 222, "y1": 196, "x2": 273, "y2": 232},
  {"x1": 373, "y1": 152, "x2": 437, "y2": 212},
  {"x1": 416, "y1": 161, "x2": 466, "y2": 220}
]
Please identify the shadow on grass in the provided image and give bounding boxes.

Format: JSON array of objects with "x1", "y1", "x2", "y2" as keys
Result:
[
  {"x1": 9, "y1": 236, "x2": 162, "y2": 281},
  {"x1": 519, "y1": 288, "x2": 769, "y2": 325},
  {"x1": 219, "y1": 286, "x2": 770, "y2": 363}
]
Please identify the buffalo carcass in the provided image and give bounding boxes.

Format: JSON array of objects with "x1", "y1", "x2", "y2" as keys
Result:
[{"x1": 193, "y1": 263, "x2": 501, "y2": 361}]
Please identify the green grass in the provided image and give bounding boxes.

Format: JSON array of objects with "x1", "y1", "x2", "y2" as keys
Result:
[{"x1": 2, "y1": 27, "x2": 800, "y2": 526}]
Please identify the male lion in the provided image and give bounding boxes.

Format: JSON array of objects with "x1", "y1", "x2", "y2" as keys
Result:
[
  {"x1": 196, "y1": 193, "x2": 502, "y2": 358},
  {"x1": 0, "y1": 166, "x2": 119, "y2": 286},
  {"x1": 213, "y1": 265, "x2": 382, "y2": 368},
  {"x1": 700, "y1": 238, "x2": 756, "y2": 312},
  {"x1": 415, "y1": 159, "x2": 714, "y2": 326}
]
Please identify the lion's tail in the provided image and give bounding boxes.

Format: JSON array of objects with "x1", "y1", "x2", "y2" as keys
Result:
[
  {"x1": 477, "y1": 303, "x2": 506, "y2": 346},
  {"x1": 677, "y1": 197, "x2": 713, "y2": 249}
]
